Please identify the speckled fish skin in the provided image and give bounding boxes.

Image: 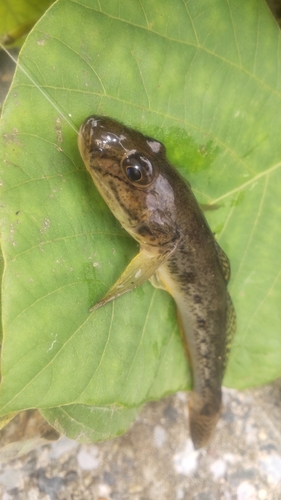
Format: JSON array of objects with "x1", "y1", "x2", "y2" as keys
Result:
[{"x1": 78, "y1": 115, "x2": 236, "y2": 449}]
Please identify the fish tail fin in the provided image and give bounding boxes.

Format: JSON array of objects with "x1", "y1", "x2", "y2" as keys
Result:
[{"x1": 188, "y1": 392, "x2": 221, "y2": 449}]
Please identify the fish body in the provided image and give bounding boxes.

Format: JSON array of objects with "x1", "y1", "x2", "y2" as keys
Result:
[{"x1": 78, "y1": 116, "x2": 235, "y2": 449}]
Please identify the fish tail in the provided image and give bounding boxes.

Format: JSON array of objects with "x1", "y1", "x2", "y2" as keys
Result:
[{"x1": 188, "y1": 391, "x2": 221, "y2": 449}]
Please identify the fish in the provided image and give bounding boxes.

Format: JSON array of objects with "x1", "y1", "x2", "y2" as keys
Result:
[{"x1": 78, "y1": 115, "x2": 236, "y2": 449}]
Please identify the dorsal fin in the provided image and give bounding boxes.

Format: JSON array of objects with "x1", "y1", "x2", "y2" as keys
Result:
[
  {"x1": 215, "y1": 241, "x2": 231, "y2": 283},
  {"x1": 223, "y1": 293, "x2": 236, "y2": 371}
]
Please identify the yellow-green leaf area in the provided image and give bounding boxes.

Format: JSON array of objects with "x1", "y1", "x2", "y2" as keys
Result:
[{"x1": 0, "y1": 0, "x2": 54, "y2": 46}]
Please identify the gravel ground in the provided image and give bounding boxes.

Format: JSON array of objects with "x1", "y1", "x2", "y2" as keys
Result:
[
  {"x1": 0, "y1": 381, "x2": 281, "y2": 499},
  {"x1": 1, "y1": 36, "x2": 281, "y2": 500}
]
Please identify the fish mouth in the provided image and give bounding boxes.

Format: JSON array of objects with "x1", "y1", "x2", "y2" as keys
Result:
[{"x1": 79, "y1": 115, "x2": 129, "y2": 157}]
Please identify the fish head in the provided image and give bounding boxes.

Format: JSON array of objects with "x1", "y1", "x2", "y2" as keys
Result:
[{"x1": 78, "y1": 115, "x2": 180, "y2": 247}]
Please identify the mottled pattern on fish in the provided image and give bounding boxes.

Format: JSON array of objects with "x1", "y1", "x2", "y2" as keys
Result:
[{"x1": 78, "y1": 115, "x2": 236, "y2": 449}]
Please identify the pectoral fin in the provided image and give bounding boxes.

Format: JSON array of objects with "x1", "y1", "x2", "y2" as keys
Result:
[{"x1": 90, "y1": 246, "x2": 175, "y2": 312}]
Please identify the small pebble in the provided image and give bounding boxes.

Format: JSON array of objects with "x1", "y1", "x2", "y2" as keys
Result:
[
  {"x1": 173, "y1": 439, "x2": 199, "y2": 475},
  {"x1": 210, "y1": 459, "x2": 226, "y2": 479},
  {"x1": 259, "y1": 453, "x2": 281, "y2": 484},
  {"x1": 37, "y1": 469, "x2": 64, "y2": 498},
  {"x1": 50, "y1": 436, "x2": 77, "y2": 459},
  {"x1": 2, "y1": 493, "x2": 12, "y2": 500},
  {"x1": 0, "y1": 470, "x2": 22, "y2": 490},
  {"x1": 258, "y1": 431, "x2": 267, "y2": 441},
  {"x1": 98, "y1": 483, "x2": 111, "y2": 497},
  {"x1": 153, "y1": 425, "x2": 167, "y2": 448},
  {"x1": 77, "y1": 446, "x2": 99, "y2": 470},
  {"x1": 237, "y1": 481, "x2": 257, "y2": 500},
  {"x1": 176, "y1": 392, "x2": 188, "y2": 403}
]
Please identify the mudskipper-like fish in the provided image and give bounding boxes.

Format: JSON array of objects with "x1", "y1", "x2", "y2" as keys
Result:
[{"x1": 78, "y1": 116, "x2": 236, "y2": 449}]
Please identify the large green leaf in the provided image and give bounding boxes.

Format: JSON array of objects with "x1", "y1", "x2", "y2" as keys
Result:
[{"x1": 0, "y1": 0, "x2": 280, "y2": 440}]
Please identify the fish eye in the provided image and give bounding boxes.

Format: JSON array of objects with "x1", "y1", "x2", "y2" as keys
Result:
[
  {"x1": 126, "y1": 165, "x2": 142, "y2": 181},
  {"x1": 122, "y1": 153, "x2": 154, "y2": 185}
]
